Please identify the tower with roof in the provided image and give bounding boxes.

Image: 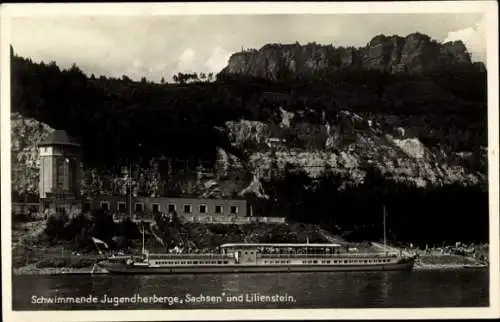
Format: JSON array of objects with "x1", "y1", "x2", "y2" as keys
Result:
[{"x1": 38, "y1": 130, "x2": 81, "y2": 212}]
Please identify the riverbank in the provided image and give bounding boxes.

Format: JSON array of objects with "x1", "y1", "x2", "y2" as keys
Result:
[
  {"x1": 13, "y1": 264, "x2": 96, "y2": 275},
  {"x1": 13, "y1": 252, "x2": 488, "y2": 275},
  {"x1": 12, "y1": 218, "x2": 489, "y2": 275}
]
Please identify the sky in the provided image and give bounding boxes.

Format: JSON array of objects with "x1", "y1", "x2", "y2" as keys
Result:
[{"x1": 10, "y1": 13, "x2": 486, "y2": 83}]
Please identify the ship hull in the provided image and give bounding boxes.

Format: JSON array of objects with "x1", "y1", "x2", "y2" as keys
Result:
[{"x1": 98, "y1": 260, "x2": 415, "y2": 274}]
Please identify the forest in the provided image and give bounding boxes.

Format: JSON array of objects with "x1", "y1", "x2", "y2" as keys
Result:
[
  {"x1": 11, "y1": 46, "x2": 487, "y2": 170},
  {"x1": 10, "y1": 46, "x2": 489, "y2": 244}
]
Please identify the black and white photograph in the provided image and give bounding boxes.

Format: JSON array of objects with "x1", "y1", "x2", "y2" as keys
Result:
[{"x1": 1, "y1": 2, "x2": 499, "y2": 321}]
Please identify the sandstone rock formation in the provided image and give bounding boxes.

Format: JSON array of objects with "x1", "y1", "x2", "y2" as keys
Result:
[{"x1": 219, "y1": 33, "x2": 478, "y2": 80}]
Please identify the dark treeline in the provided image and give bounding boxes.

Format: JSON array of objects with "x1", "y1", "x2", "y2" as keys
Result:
[
  {"x1": 11, "y1": 47, "x2": 486, "y2": 173},
  {"x1": 11, "y1": 48, "x2": 489, "y2": 244},
  {"x1": 256, "y1": 165, "x2": 488, "y2": 245}
]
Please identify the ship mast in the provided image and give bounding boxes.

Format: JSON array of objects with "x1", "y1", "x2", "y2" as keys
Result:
[
  {"x1": 129, "y1": 164, "x2": 132, "y2": 219},
  {"x1": 383, "y1": 205, "x2": 387, "y2": 251},
  {"x1": 142, "y1": 223, "x2": 145, "y2": 255}
]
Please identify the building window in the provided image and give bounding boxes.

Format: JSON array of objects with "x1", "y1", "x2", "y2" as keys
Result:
[
  {"x1": 135, "y1": 202, "x2": 144, "y2": 212},
  {"x1": 215, "y1": 205, "x2": 223, "y2": 214},
  {"x1": 230, "y1": 206, "x2": 238, "y2": 215},
  {"x1": 199, "y1": 204, "x2": 207, "y2": 214},
  {"x1": 184, "y1": 204, "x2": 192, "y2": 214},
  {"x1": 152, "y1": 203, "x2": 160, "y2": 212},
  {"x1": 100, "y1": 201, "x2": 110, "y2": 211},
  {"x1": 167, "y1": 204, "x2": 176, "y2": 213},
  {"x1": 117, "y1": 202, "x2": 126, "y2": 212}
]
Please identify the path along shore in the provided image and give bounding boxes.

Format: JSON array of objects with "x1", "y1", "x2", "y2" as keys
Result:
[{"x1": 13, "y1": 249, "x2": 488, "y2": 276}]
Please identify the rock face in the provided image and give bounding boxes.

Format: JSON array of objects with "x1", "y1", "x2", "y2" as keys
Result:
[
  {"x1": 11, "y1": 112, "x2": 54, "y2": 197},
  {"x1": 220, "y1": 109, "x2": 486, "y2": 190},
  {"x1": 220, "y1": 33, "x2": 474, "y2": 80},
  {"x1": 11, "y1": 109, "x2": 486, "y2": 199}
]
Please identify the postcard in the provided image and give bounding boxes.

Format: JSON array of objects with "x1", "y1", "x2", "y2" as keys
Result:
[{"x1": 1, "y1": 1, "x2": 499, "y2": 321}]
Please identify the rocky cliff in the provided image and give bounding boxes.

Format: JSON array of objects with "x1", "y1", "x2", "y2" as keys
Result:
[
  {"x1": 219, "y1": 33, "x2": 476, "y2": 80},
  {"x1": 11, "y1": 112, "x2": 54, "y2": 198},
  {"x1": 219, "y1": 109, "x2": 487, "y2": 194},
  {"x1": 11, "y1": 106, "x2": 487, "y2": 200}
]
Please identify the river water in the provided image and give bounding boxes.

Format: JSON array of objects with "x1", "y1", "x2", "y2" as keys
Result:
[{"x1": 13, "y1": 269, "x2": 488, "y2": 310}]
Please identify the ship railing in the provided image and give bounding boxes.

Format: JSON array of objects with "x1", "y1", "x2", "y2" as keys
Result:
[
  {"x1": 148, "y1": 253, "x2": 232, "y2": 259},
  {"x1": 257, "y1": 253, "x2": 396, "y2": 259}
]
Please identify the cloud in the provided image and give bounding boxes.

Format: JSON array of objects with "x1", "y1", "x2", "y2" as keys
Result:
[
  {"x1": 11, "y1": 14, "x2": 488, "y2": 83},
  {"x1": 204, "y1": 46, "x2": 232, "y2": 73},
  {"x1": 174, "y1": 48, "x2": 196, "y2": 73},
  {"x1": 444, "y1": 18, "x2": 486, "y2": 62}
]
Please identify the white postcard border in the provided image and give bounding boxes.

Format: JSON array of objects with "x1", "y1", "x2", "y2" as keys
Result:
[{"x1": 1, "y1": 2, "x2": 499, "y2": 321}]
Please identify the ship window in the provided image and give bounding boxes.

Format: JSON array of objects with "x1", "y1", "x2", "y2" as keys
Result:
[
  {"x1": 199, "y1": 204, "x2": 207, "y2": 214},
  {"x1": 135, "y1": 202, "x2": 144, "y2": 212},
  {"x1": 364, "y1": 260, "x2": 368, "y2": 263},
  {"x1": 100, "y1": 201, "x2": 110, "y2": 211},
  {"x1": 313, "y1": 260, "x2": 317, "y2": 264},
  {"x1": 326, "y1": 260, "x2": 330, "y2": 264},
  {"x1": 117, "y1": 201, "x2": 126, "y2": 212},
  {"x1": 193, "y1": 261, "x2": 198, "y2": 264},
  {"x1": 230, "y1": 206, "x2": 238, "y2": 214},
  {"x1": 215, "y1": 205, "x2": 223, "y2": 214},
  {"x1": 152, "y1": 203, "x2": 160, "y2": 212},
  {"x1": 343, "y1": 260, "x2": 347, "y2": 264},
  {"x1": 184, "y1": 204, "x2": 192, "y2": 214},
  {"x1": 224, "y1": 261, "x2": 228, "y2": 264},
  {"x1": 83, "y1": 202, "x2": 91, "y2": 212}
]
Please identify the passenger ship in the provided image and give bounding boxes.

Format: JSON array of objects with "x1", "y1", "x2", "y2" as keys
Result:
[{"x1": 96, "y1": 242, "x2": 417, "y2": 274}]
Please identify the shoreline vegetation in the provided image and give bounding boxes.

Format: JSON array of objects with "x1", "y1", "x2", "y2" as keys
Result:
[{"x1": 12, "y1": 218, "x2": 488, "y2": 276}]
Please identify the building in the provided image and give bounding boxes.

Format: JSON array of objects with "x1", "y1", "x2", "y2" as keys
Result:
[
  {"x1": 84, "y1": 196, "x2": 247, "y2": 217},
  {"x1": 38, "y1": 130, "x2": 81, "y2": 213},
  {"x1": 84, "y1": 195, "x2": 250, "y2": 223},
  {"x1": 37, "y1": 130, "x2": 285, "y2": 224}
]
